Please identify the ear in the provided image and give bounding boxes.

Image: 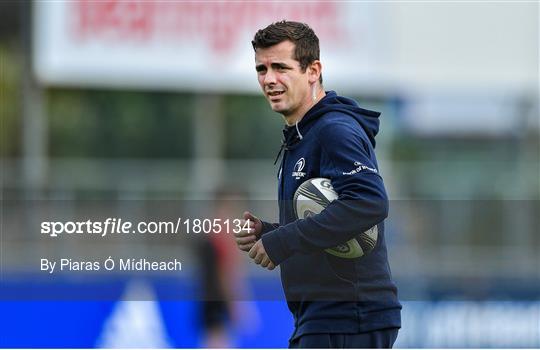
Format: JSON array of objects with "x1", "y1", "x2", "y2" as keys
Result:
[{"x1": 307, "y1": 60, "x2": 322, "y2": 84}]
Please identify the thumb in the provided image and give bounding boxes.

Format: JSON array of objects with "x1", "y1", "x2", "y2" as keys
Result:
[{"x1": 243, "y1": 211, "x2": 259, "y2": 222}]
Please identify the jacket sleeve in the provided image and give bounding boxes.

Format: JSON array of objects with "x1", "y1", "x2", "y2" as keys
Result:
[
  {"x1": 260, "y1": 221, "x2": 280, "y2": 236},
  {"x1": 262, "y1": 121, "x2": 388, "y2": 265}
]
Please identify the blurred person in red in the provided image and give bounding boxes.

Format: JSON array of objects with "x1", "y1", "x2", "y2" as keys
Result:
[{"x1": 197, "y1": 188, "x2": 259, "y2": 347}]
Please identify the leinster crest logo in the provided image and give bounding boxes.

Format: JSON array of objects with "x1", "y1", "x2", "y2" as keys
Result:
[{"x1": 292, "y1": 158, "x2": 307, "y2": 180}]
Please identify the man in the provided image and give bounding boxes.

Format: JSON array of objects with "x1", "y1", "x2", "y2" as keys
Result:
[{"x1": 235, "y1": 21, "x2": 401, "y2": 348}]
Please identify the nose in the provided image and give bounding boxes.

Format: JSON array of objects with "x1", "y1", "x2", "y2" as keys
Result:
[{"x1": 263, "y1": 69, "x2": 277, "y2": 86}]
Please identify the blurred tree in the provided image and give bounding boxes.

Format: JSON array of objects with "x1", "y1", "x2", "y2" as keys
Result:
[
  {"x1": 0, "y1": 44, "x2": 22, "y2": 157},
  {"x1": 0, "y1": 1, "x2": 22, "y2": 157},
  {"x1": 48, "y1": 90, "x2": 194, "y2": 158},
  {"x1": 223, "y1": 94, "x2": 283, "y2": 159}
]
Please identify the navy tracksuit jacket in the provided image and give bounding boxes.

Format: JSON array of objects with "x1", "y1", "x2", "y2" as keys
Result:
[{"x1": 260, "y1": 91, "x2": 401, "y2": 341}]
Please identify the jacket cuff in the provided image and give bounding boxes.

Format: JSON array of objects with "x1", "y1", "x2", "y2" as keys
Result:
[
  {"x1": 261, "y1": 228, "x2": 293, "y2": 265},
  {"x1": 260, "y1": 221, "x2": 280, "y2": 236}
]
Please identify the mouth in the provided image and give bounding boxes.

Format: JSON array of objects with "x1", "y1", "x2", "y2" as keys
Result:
[{"x1": 267, "y1": 91, "x2": 285, "y2": 100}]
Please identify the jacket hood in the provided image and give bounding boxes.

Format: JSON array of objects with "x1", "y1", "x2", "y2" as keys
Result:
[
  {"x1": 274, "y1": 91, "x2": 381, "y2": 165},
  {"x1": 306, "y1": 91, "x2": 380, "y2": 145}
]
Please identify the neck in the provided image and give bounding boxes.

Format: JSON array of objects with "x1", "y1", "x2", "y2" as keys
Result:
[{"x1": 284, "y1": 87, "x2": 325, "y2": 126}]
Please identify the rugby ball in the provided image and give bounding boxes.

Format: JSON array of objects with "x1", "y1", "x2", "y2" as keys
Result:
[{"x1": 293, "y1": 178, "x2": 378, "y2": 259}]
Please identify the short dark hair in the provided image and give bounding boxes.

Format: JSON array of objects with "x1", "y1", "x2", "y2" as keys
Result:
[{"x1": 252, "y1": 20, "x2": 323, "y2": 84}]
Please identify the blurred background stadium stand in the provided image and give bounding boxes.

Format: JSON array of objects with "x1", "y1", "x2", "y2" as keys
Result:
[{"x1": 1, "y1": 1, "x2": 539, "y2": 348}]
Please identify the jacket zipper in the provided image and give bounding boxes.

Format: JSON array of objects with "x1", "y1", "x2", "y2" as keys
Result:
[{"x1": 278, "y1": 147, "x2": 288, "y2": 226}]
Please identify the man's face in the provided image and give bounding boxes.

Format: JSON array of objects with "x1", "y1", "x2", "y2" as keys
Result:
[{"x1": 255, "y1": 41, "x2": 312, "y2": 120}]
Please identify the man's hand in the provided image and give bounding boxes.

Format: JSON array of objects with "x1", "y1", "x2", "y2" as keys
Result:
[
  {"x1": 248, "y1": 240, "x2": 276, "y2": 270},
  {"x1": 234, "y1": 211, "x2": 263, "y2": 252}
]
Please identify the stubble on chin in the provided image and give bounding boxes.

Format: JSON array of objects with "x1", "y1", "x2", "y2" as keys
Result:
[{"x1": 271, "y1": 104, "x2": 290, "y2": 116}]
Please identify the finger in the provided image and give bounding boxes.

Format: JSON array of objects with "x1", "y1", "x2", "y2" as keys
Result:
[
  {"x1": 248, "y1": 244, "x2": 258, "y2": 259},
  {"x1": 234, "y1": 227, "x2": 255, "y2": 237},
  {"x1": 252, "y1": 252, "x2": 263, "y2": 264},
  {"x1": 238, "y1": 243, "x2": 254, "y2": 252},
  {"x1": 244, "y1": 223, "x2": 256, "y2": 234},
  {"x1": 240, "y1": 218, "x2": 256, "y2": 227},
  {"x1": 241, "y1": 221, "x2": 256, "y2": 233},
  {"x1": 261, "y1": 255, "x2": 271, "y2": 268},
  {"x1": 267, "y1": 262, "x2": 275, "y2": 270},
  {"x1": 236, "y1": 235, "x2": 256, "y2": 245},
  {"x1": 243, "y1": 211, "x2": 254, "y2": 220},
  {"x1": 239, "y1": 220, "x2": 255, "y2": 231}
]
